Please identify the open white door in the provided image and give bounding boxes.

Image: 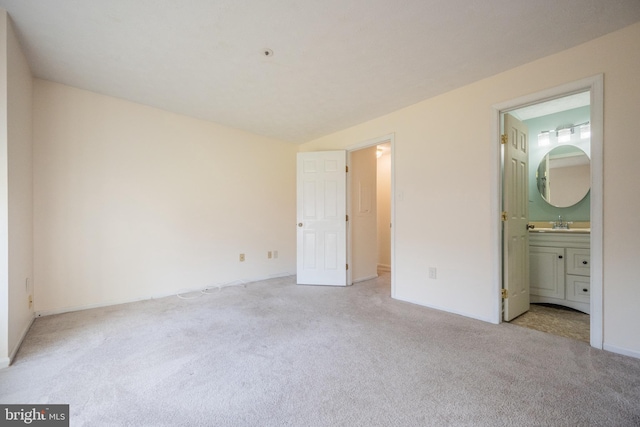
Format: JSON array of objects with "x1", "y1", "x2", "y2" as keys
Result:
[
  {"x1": 503, "y1": 114, "x2": 530, "y2": 321},
  {"x1": 296, "y1": 151, "x2": 347, "y2": 286}
]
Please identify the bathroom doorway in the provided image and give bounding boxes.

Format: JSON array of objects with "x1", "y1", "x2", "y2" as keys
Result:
[{"x1": 495, "y1": 76, "x2": 603, "y2": 348}]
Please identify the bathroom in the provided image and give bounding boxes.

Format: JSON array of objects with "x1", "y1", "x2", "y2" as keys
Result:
[{"x1": 509, "y1": 92, "x2": 592, "y2": 341}]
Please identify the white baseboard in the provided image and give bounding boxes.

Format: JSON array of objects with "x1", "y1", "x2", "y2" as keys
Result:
[
  {"x1": 1, "y1": 314, "x2": 35, "y2": 369},
  {"x1": 352, "y1": 274, "x2": 378, "y2": 284},
  {"x1": 377, "y1": 264, "x2": 391, "y2": 272},
  {"x1": 9, "y1": 315, "x2": 35, "y2": 363},
  {"x1": 603, "y1": 343, "x2": 640, "y2": 360},
  {"x1": 35, "y1": 273, "x2": 297, "y2": 318},
  {"x1": 393, "y1": 295, "x2": 495, "y2": 324}
]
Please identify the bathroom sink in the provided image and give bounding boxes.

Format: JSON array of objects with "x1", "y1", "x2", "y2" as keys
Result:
[{"x1": 529, "y1": 228, "x2": 590, "y2": 233}]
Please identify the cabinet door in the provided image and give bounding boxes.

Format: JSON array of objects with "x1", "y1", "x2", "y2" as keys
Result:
[
  {"x1": 530, "y1": 246, "x2": 565, "y2": 299},
  {"x1": 566, "y1": 248, "x2": 590, "y2": 277}
]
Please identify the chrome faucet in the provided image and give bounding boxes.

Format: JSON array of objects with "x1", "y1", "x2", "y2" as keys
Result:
[{"x1": 553, "y1": 215, "x2": 570, "y2": 229}]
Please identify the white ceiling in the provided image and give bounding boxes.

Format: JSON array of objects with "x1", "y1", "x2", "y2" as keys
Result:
[
  {"x1": 2, "y1": 1, "x2": 639, "y2": 143},
  {"x1": 510, "y1": 92, "x2": 591, "y2": 121}
]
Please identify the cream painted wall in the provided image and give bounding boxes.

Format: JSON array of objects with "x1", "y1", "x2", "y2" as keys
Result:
[
  {"x1": 6, "y1": 14, "x2": 33, "y2": 362},
  {"x1": 0, "y1": 11, "x2": 34, "y2": 367},
  {"x1": 376, "y1": 151, "x2": 391, "y2": 270},
  {"x1": 349, "y1": 146, "x2": 377, "y2": 282},
  {"x1": 300, "y1": 23, "x2": 640, "y2": 356},
  {"x1": 33, "y1": 80, "x2": 297, "y2": 314},
  {"x1": 0, "y1": 11, "x2": 9, "y2": 365}
]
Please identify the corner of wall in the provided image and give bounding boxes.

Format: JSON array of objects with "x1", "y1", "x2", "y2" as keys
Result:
[
  {"x1": 4, "y1": 9, "x2": 35, "y2": 363},
  {"x1": 0, "y1": 5, "x2": 11, "y2": 364}
]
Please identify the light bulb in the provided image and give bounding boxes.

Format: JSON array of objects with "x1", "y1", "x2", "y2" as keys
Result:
[
  {"x1": 537, "y1": 132, "x2": 550, "y2": 146},
  {"x1": 558, "y1": 128, "x2": 571, "y2": 143}
]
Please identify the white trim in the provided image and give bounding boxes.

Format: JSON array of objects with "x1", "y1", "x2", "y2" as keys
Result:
[
  {"x1": 490, "y1": 103, "x2": 502, "y2": 325},
  {"x1": 352, "y1": 274, "x2": 379, "y2": 284},
  {"x1": 588, "y1": 76, "x2": 604, "y2": 349},
  {"x1": 345, "y1": 134, "x2": 395, "y2": 152},
  {"x1": 377, "y1": 264, "x2": 391, "y2": 272},
  {"x1": 395, "y1": 295, "x2": 495, "y2": 324},
  {"x1": 8, "y1": 314, "x2": 35, "y2": 364},
  {"x1": 492, "y1": 75, "x2": 604, "y2": 348},
  {"x1": 0, "y1": 357, "x2": 9, "y2": 369},
  {"x1": 346, "y1": 133, "x2": 396, "y2": 298},
  {"x1": 603, "y1": 343, "x2": 640, "y2": 360}
]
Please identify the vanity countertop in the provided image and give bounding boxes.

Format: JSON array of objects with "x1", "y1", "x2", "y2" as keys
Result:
[{"x1": 529, "y1": 228, "x2": 590, "y2": 234}]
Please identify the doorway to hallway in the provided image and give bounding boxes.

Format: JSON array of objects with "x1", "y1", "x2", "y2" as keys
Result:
[{"x1": 348, "y1": 135, "x2": 395, "y2": 296}]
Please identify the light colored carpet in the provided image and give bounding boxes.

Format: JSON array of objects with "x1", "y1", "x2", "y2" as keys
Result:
[
  {"x1": 2, "y1": 273, "x2": 640, "y2": 426},
  {"x1": 510, "y1": 303, "x2": 590, "y2": 343}
]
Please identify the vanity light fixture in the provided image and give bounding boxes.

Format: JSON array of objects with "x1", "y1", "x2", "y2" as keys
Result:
[
  {"x1": 537, "y1": 131, "x2": 551, "y2": 146},
  {"x1": 556, "y1": 126, "x2": 573, "y2": 143},
  {"x1": 537, "y1": 121, "x2": 589, "y2": 147},
  {"x1": 557, "y1": 128, "x2": 572, "y2": 143}
]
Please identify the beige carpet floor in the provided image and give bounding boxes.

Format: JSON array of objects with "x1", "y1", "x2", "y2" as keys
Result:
[
  {"x1": 2, "y1": 273, "x2": 639, "y2": 426},
  {"x1": 510, "y1": 303, "x2": 590, "y2": 343}
]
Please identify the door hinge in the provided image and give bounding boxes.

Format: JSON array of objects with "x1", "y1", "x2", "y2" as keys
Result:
[
  {"x1": 346, "y1": 264, "x2": 349, "y2": 271},
  {"x1": 346, "y1": 214, "x2": 349, "y2": 221},
  {"x1": 501, "y1": 289, "x2": 508, "y2": 299},
  {"x1": 501, "y1": 134, "x2": 508, "y2": 145},
  {"x1": 501, "y1": 211, "x2": 508, "y2": 221},
  {"x1": 346, "y1": 165, "x2": 349, "y2": 173}
]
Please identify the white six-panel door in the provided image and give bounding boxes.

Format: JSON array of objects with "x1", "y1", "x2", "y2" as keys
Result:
[
  {"x1": 296, "y1": 151, "x2": 347, "y2": 286},
  {"x1": 503, "y1": 114, "x2": 530, "y2": 321}
]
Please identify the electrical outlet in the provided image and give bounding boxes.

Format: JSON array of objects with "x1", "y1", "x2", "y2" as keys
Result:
[
  {"x1": 273, "y1": 250, "x2": 278, "y2": 259},
  {"x1": 268, "y1": 251, "x2": 272, "y2": 259},
  {"x1": 428, "y1": 267, "x2": 437, "y2": 279},
  {"x1": 239, "y1": 253, "x2": 245, "y2": 262}
]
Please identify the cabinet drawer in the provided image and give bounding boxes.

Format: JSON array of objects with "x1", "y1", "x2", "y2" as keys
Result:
[
  {"x1": 566, "y1": 275, "x2": 590, "y2": 304},
  {"x1": 566, "y1": 248, "x2": 590, "y2": 276}
]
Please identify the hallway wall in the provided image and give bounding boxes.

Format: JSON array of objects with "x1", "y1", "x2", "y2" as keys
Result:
[{"x1": 376, "y1": 149, "x2": 391, "y2": 271}]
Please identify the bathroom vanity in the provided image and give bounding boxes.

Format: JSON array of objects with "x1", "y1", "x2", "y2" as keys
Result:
[{"x1": 529, "y1": 229, "x2": 590, "y2": 314}]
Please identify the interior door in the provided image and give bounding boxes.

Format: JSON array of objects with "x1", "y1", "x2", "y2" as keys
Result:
[
  {"x1": 296, "y1": 151, "x2": 347, "y2": 286},
  {"x1": 503, "y1": 113, "x2": 530, "y2": 321}
]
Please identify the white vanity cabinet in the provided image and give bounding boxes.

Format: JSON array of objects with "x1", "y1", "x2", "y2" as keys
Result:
[{"x1": 529, "y1": 231, "x2": 590, "y2": 314}]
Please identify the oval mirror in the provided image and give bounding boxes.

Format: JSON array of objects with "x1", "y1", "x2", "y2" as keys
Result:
[{"x1": 536, "y1": 146, "x2": 590, "y2": 208}]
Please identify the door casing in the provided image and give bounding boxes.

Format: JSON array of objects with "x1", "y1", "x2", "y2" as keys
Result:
[{"x1": 492, "y1": 75, "x2": 604, "y2": 349}]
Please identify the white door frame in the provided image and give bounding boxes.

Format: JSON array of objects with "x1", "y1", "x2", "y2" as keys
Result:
[
  {"x1": 346, "y1": 133, "x2": 396, "y2": 297},
  {"x1": 492, "y1": 75, "x2": 604, "y2": 349}
]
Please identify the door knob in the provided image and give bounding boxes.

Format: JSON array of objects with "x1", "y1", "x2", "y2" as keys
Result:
[
  {"x1": 298, "y1": 223, "x2": 303, "y2": 227},
  {"x1": 558, "y1": 255, "x2": 563, "y2": 259},
  {"x1": 582, "y1": 260, "x2": 588, "y2": 265}
]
